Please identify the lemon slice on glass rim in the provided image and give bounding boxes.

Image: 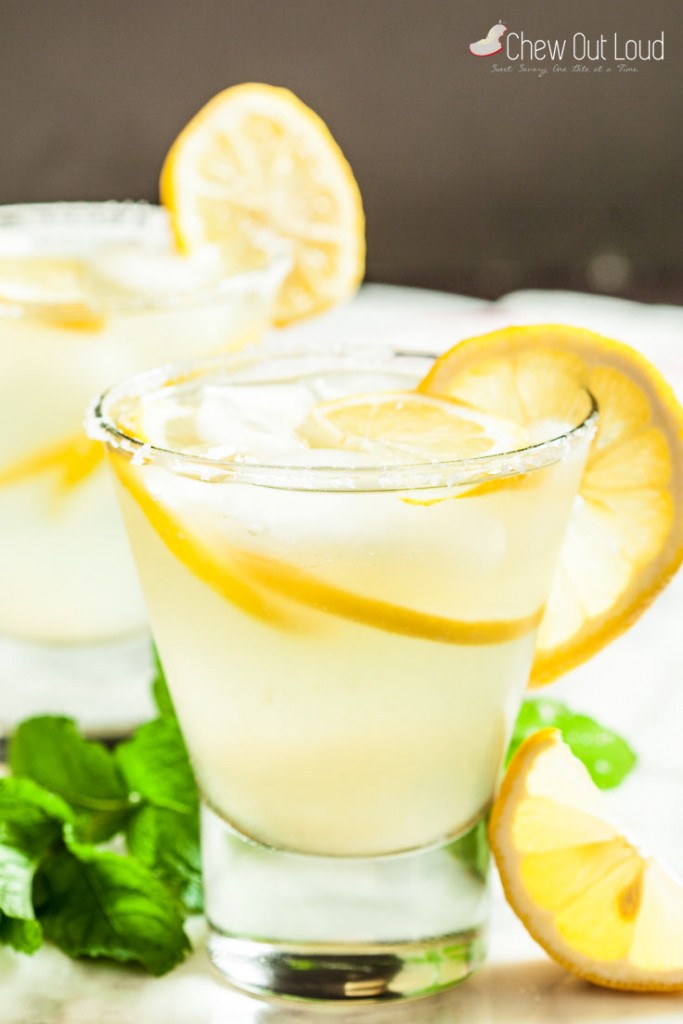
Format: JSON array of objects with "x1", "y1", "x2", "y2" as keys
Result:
[
  {"x1": 160, "y1": 83, "x2": 365, "y2": 325},
  {"x1": 420, "y1": 324, "x2": 683, "y2": 686}
]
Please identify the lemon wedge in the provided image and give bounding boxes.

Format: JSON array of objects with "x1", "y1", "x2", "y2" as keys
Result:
[{"x1": 490, "y1": 728, "x2": 683, "y2": 991}]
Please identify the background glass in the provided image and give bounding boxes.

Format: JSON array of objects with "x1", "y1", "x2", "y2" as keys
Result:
[{"x1": 0, "y1": 202, "x2": 286, "y2": 651}]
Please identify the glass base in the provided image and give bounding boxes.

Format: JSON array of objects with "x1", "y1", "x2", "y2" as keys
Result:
[
  {"x1": 208, "y1": 925, "x2": 485, "y2": 995},
  {"x1": 202, "y1": 804, "x2": 490, "y2": 1002},
  {"x1": 208, "y1": 929, "x2": 485, "y2": 1002}
]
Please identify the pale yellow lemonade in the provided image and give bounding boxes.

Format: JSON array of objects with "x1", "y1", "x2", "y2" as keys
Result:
[
  {"x1": 96, "y1": 347, "x2": 596, "y2": 859},
  {"x1": 91, "y1": 345, "x2": 596, "y2": 997},
  {"x1": 0, "y1": 203, "x2": 286, "y2": 643}
]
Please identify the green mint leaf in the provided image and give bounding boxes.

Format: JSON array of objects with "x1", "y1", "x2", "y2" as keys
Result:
[
  {"x1": 35, "y1": 832, "x2": 190, "y2": 976},
  {"x1": 118, "y1": 655, "x2": 202, "y2": 914},
  {"x1": 0, "y1": 841, "x2": 42, "y2": 951},
  {"x1": 508, "y1": 699, "x2": 637, "y2": 789},
  {"x1": 151, "y1": 646, "x2": 176, "y2": 720},
  {"x1": 127, "y1": 805, "x2": 203, "y2": 913},
  {"x1": 451, "y1": 817, "x2": 489, "y2": 882},
  {"x1": 10, "y1": 717, "x2": 132, "y2": 841},
  {"x1": 0, "y1": 778, "x2": 67, "y2": 956},
  {"x1": 116, "y1": 717, "x2": 196, "y2": 815},
  {"x1": 74, "y1": 804, "x2": 140, "y2": 845},
  {"x1": 0, "y1": 914, "x2": 42, "y2": 954},
  {"x1": 0, "y1": 778, "x2": 72, "y2": 857},
  {"x1": 0, "y1": 844, "x2": 37, "y2": 922}
]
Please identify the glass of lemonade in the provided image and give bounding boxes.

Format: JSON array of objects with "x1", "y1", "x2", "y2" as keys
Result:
[
  {"x1": 0, "y1": 202, "x2": 287, "y2": 647},
  {"x1": 89, "y1": 342, "x2": 597, "y2": 1001}
]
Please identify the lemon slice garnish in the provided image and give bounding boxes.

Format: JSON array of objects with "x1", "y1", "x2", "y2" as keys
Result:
[
  {"x1": 160, "y1": 83, "x2": 365, "y2": 324},
  {"x1": 419, "y1": 325, "x2": 683, "y2": 685}
]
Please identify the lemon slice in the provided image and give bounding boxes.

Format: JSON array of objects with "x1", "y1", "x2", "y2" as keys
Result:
[
  {"x1": 298, "y1": 391, "x2": 529, "y2": 463},
  {"x1": 160, "y1": 83, "x2": 365, "y2": 324},
  {"x1": 490, "y1": 728, "x2": 683, "y2": 991},
  {"x1": 111, "y1": 453, "x2": 539, "y2": 645},
  {"x1": 0, "y1": 434, "x2": 103, "y2": 494},
  {"x1": 109, "y1": 454, "x2": 291, "y2": 627},
  {"x1": 419, "y1": 325, "x2": 683, "y2": 685}
]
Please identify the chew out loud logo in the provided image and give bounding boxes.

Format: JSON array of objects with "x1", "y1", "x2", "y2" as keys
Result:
[
  {"x1": 469, "y1": 22, "x2": 508, "y2": 57},
  {"x1": 469, "y1": 24, "x2": 665, "y2": 62}
]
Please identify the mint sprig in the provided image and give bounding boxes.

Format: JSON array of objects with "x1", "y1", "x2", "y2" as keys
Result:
[
  {"x1": 116, "y1": 717, "x2": 197, "y2": 814},
  {"x1": 150, "y1": 645, "x2": 176, "y2": 719},
  {"x1": 0, "y1": 778, "x2": 73, "y2": 954},
  {"x1": 0, "y1": 648, "x2": 637, "y2": 974},
  {"x1": 11, "y1": 718, "x2": 133, "y2": 843},
  {"x1": 1, "y1": 652, "x2": 199, "y2": 973},
  {"x1": 0, "y1": 777, "x2": 72, "y2": 854},
  {"x1": 508, "y1": 698, "x2": 637, "y2": 789},
  {"x1": 127, "y1": 805, "x2": 203, "y2": 913},
  {"x1": 116, "y1": 714, "x2": 202, "y2": 912},
  {"x1": 35, "y1": 830, "x2": 190, "y2": 976},
  {"x1": 0, "y1": 913, "x2": 42, "y2": 955}
]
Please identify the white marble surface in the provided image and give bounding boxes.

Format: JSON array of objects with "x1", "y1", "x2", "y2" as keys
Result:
[
  {"x1": 2, "y1": 284, "x2": 683, "y2": 1021},
  {"x1": 4, "y1": 889, "x2": 683, "y2": 1024}
]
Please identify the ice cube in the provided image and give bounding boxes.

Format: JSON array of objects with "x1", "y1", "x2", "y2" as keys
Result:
[{"x1": 194, "y1": 382, "x2": 314, "y2": 461}]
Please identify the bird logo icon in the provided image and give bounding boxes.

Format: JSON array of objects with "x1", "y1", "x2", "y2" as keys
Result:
[{"x1": 469, "y1": 22, "x2": 508, "y2": 57}]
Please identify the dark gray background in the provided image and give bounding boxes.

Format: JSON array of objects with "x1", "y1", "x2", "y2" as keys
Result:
[{"x1": 1, "y1": 0, "x2": 680, "y2": 300}]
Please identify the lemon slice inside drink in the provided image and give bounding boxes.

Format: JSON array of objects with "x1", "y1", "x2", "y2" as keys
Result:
[
  {"x1": 298, "y1": 391, "x2": 529, "y2": 463},
  {"x1": 0, "y1": 257, "x2": 87, "y2": 305},
  {"x1": 0, "y1": 256, "x2": 104, "y2": 330},
  {"x1": 107, "y1": 373, "x2": 537, "y2": 645}
]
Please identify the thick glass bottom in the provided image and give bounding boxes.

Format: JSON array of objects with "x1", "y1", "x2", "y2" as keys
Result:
[
  {"x1": 208, "y1": 929, "x2": 486, "y2": 1002},
  {"x1": 202, "y1": 803, "x2": 490, "y2": 1002}
]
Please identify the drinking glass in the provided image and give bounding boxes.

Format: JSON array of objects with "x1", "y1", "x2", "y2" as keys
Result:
[
  {"x1": 0, "y1": 203, "x2": 286, "y2": 663},
  {"x1": 89, "y1": 343, "x2": 597, "y2": 1001}
]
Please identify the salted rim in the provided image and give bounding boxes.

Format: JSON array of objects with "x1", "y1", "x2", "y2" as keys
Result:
[
  {"x1": 87, "y1": 341, "x2": 599, "y2": 492},
  {"x1": 0, "y1": 201, "x2": 290, "y2": 314}
]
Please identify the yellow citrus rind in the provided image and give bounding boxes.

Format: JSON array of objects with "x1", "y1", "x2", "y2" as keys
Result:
[
  {"x1": 160, "y1": 82, "x2": 365, "y2": 325},
  {"x1": 0, "y1": 434, "x2": 104, "y2": 494},
  {"x1": 0, "y1": 257, "x2": 105, "y2": 330},
  {"x1": 111, "y1": 452, "x2": 541, "y2": 645},
  {"x1": 490, "y1": 729, "x2": 683, "y2": 992},
  {"x1": 420, "y1": 325, "x2": 683, "y2": 686},
  {"x1": 298, "y1": 390, "x2": 529, "y2": 462}
]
